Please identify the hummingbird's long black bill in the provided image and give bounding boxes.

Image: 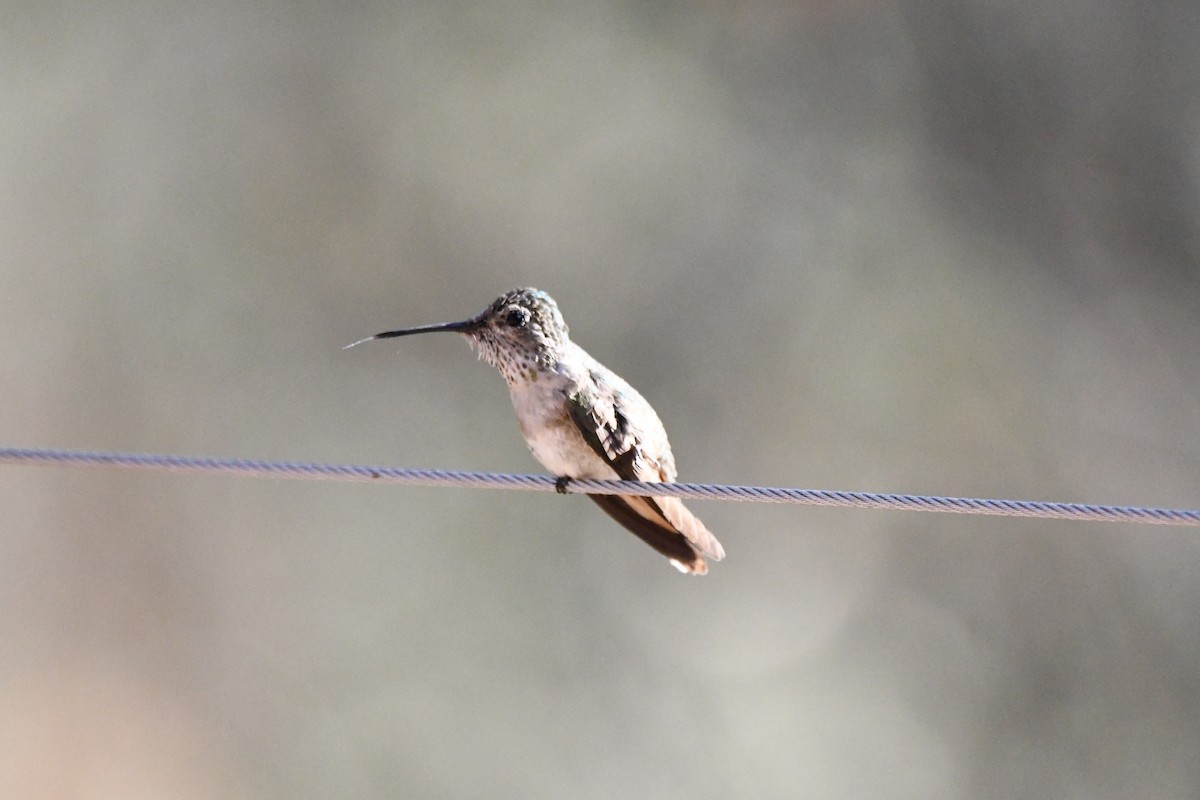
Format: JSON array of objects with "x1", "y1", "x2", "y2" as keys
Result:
[{"x1": 343, "y1": 316, "x2": 484, "y2": 350}]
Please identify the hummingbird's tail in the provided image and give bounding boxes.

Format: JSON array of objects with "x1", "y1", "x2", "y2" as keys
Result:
[{"x1": 586, "y1": 494, "x2": 724, "y2": 575}]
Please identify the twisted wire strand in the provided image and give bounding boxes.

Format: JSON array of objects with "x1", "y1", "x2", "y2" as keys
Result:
[{"x1": 1, "y1": 446, "x2": 1198, "y2": 527}]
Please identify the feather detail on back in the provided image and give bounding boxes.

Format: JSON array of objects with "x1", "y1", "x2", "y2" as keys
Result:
[{"x1": 561, "y1": 362, "x2": 725, "y2": 573}]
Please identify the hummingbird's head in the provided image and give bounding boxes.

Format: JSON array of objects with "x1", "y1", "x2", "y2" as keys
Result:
[
  {"x1": 465, "y1": 289, "x2": 570, "y2": 382},
  {"x1": 347, "y1": 288, "x2": 570, "y2": 385}
]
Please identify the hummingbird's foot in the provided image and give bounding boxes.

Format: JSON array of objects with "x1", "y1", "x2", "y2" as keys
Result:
[{"x1": 555, "y1": 476, "x2": 572, "y2": 494}]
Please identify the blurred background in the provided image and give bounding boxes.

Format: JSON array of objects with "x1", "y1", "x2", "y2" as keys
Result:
[{"x1": 2, "y1": 2, "x2": 1198, "y2": 798}]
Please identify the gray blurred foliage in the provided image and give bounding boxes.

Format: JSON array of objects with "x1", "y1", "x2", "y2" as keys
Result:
[{"x1": 2, "y1": 2, "x2": 1198, "y2": 798}]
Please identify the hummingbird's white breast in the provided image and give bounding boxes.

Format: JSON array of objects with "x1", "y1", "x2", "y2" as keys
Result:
[{"x1": 505, "y1": 352, "x2": 619, "y2": 481}]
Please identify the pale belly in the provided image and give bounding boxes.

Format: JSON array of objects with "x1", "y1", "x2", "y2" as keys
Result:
[{"x1": 508, "y1": 379, "x2": 618, "y2": 480}]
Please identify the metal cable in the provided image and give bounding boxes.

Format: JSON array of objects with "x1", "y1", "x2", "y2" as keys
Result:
[{"x1": 1, "y1": 446, "x2": 1197, "y2": 526}]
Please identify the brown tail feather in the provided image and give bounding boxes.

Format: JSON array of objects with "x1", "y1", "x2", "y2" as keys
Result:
[
  {"x1": 587, "y1": 494, "x2": 709, "y2": 574},
  {"x1": 650, "y1": 496, "x2": 725, "y2": 562}
]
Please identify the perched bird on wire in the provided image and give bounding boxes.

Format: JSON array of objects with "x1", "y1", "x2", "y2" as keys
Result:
[{"x1": 347, "y1": 288, "x2": 725, "y2": 574}]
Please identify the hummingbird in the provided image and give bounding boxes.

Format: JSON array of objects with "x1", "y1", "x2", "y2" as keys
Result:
[{"x1": 346, "y1": 288, "x2": 725, "y2": 574}]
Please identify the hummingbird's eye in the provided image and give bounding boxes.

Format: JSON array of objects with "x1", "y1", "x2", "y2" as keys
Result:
[{"x1": 505, "y1": 308, "x2": 529, "y2": 328}]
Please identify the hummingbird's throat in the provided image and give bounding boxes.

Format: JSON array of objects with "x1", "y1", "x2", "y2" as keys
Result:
[{"x1": 466, "y1": 332, "x2": 549, "y2": 387}]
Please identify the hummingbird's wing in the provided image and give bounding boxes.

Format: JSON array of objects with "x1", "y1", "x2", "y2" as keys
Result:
[{"x1": 567, "y1": 373, "x2": 725, "y2": 574}]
